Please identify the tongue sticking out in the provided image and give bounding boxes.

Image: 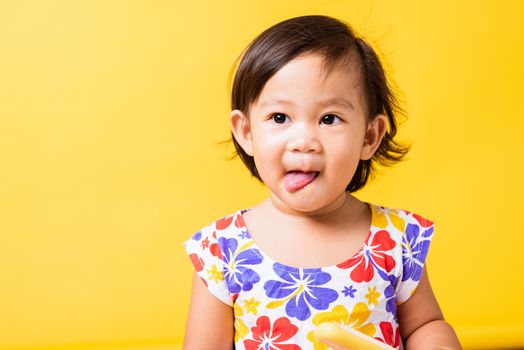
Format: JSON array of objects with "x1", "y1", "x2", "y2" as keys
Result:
[{"x1": 284, "y1": 171, "x2": 318, "y2": 192}]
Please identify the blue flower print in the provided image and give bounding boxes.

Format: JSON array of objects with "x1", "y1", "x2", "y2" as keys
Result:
[
  {"x1": 384, "y1": 275, "x2": 398, "y2": 319},
  {"x1": 219, "y1": 237, "x2": 263, "y2": 293},
  {"x1": 191, "y1": 231, "x2": 202, "y2": 241},
  {"x1": 264, "y1": 263, "x2": 338, "y2": 321},
  {"x1": 402, "y1": 223, "x2": 433, "y2": 282},
  {"x1": 238, "y1": 230, "x2": 250, "y2": 240},
  {"x1": 342, "y1": 285, "x2": 357, "y2": 298}
]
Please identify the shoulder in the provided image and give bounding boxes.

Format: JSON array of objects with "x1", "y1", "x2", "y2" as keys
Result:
[
  {"x1": 368, "y1": 203, "x2": 436, "y2": 270},
  {"x1": 184, "y1": 209, "x2": 252, "y2": 265},
  {"x1": 368, "y1": 204, "x2": 437, "y2": 302},
  {"x1": 186, "y1": 209, "x2": 248, "y2": 243},
  {"x1": 183, "y1": 210, "x2": 249, "y2": 306},
  {"x1": 370, "y1": 203, "x2": 434, "y2": 236}
]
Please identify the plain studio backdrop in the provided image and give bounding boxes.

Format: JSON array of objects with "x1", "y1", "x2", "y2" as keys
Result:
[{"x1": 0, "y1": 1, "x2": 523, "y2": 349}]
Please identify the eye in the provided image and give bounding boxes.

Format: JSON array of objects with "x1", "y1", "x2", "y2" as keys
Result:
[
  {"x1": 320, "y1": 114, "x2": 341, "y2": 125},
  {"x1": 271, "y1": 113, "x2": 289, "y2": 124}
]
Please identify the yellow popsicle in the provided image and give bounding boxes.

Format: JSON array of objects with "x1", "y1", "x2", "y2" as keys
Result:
[{"x1": 314, "y1": 322, "x2": 396, "y2": 350}]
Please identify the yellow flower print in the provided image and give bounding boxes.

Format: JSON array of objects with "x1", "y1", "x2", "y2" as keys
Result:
[
  {"x1": 365, "y1": 286, "x2": 381, "y2": 306},
  {"x1": 373, "y1": 206, "x2": 406, "y2": 232},
  {"x1": 348, "y1": 303, "x2": 376, "y2": 335},
  {"x1": 234, "y1": 302, "x2": 244, "y2": 317},
  {"x1": 233, "y1": 302, "x2": 248, "y2": 341},
  {"x1": 307, "y1": 303, "x2": 376, "y2": 350},
  {"x1": 207, "y1": 264, "x2": 224, "y2": 283},
  {"x1": 307, "y1": 329, "x2": 328, "y2": 350},
  {"x1": 243, "y1": 297, "x2": 261, "y2": 315}
]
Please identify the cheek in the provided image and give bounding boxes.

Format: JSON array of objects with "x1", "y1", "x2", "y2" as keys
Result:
[
  {"x1": 251, "y1": 136, "x2": 282, "y2": 181},
  {"x1": 330, "y1": 156, "x2": 360, "y2": 182},
  {"x1": 324, "y1": 141, "x2": 363, "y2": 180},
  {"x1": 253, "y1": 151, "x2": 280, "y2": 175},
  {"x1": 251, "y1": 128, "x2": 284, "y2": 158}
]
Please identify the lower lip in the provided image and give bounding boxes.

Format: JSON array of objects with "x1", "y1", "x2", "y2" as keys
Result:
[{"x1": 284, "y1": 171, "x2": 319, "y2": 192}]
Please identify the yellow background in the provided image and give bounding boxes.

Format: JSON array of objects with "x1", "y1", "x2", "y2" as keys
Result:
[{"x1": 1, "y1": 0, "x2": 523, "y2": 349}]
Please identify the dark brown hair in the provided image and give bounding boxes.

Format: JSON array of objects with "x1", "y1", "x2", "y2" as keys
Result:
[{"x1": 229, "y1": 15, "x2": 409, "y2": 192}]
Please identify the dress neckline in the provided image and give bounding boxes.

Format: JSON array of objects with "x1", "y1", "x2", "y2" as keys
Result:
[{"x1": 235, "y1": 202, "x2": 377, "y2": 272}]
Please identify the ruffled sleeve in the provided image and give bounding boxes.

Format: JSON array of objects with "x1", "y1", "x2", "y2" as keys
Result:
[
  {"x1": 395, "y1": 213, "x2": 435, "y2": 304},
  {"x1": 184, "y1": 224, "x2": 233, "y2": 306}
]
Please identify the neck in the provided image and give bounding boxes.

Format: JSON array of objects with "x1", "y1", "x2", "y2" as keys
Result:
[{"x1": 265, "y1": 192, "x2": 355, "y2": 223}]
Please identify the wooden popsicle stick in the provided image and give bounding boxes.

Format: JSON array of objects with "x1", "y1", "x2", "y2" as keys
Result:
[{"x1": 314, "y1": 322, "x2": 396, "y2": 350}]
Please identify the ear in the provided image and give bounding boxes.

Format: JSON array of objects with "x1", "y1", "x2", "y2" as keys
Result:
[
  {"x1": 230, "y1": 109, "x2": 253, "y2": 156},
  {"x1": 360, "y1": 114, "x2": 388, "y2": 160}
]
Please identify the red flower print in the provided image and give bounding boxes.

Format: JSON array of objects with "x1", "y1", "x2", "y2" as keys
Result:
[
  {"x1": 216, "y1": 215, "x2": 233, "y2": 230},
  {"x1": 244, "y1": 316, "x2": 301, "y2": 350},
  {"x1": 337, "y1": 230, "x2": 396, "y2": 282},
  {"x1": 205, "y1": 231, "x2": 222, "y2": 259},
  {"x1": 209, "y1": 242, "x2": 222, "y2": 259},
  {"x1": 200, "y1": 237, "x2": 210, "y2": 249},
  {"x1": 375, "y1": 322, "x2": 400, "y2": 347},
  {"x1": 413, "y1": 213, "x2": 433, "y2": 228},
  {"x1": 404, "y1": 210, "x2": 433, "y2": 228},
  {"x1": 189, "y1": 253, "x2": 204, "y2": 272},
  {"x1": 199, "y1": 276, "x2": 208, "y2": 287},
  {"x1": 235, "y1": 214, "x2": 245, "y2": 228}
]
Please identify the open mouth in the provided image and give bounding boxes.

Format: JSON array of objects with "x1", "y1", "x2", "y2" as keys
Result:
[{"x1": 284, "y1": 171, "x2": 319, "y2": 192}]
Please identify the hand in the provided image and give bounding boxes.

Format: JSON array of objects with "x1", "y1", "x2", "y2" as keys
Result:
[
  {"x1": 316, "y1": 336, "x2": 352, "y2": 350},
  {"x1": 314, "y1": 322, "x2": 395, "y2": 350}
]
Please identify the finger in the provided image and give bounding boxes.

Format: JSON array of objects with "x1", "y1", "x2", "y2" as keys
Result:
[{"x1": 317, "y1": 337, "x2": 350, "y2": 350}]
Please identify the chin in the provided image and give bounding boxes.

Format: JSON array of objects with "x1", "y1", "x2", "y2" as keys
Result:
[
  {"x1": 272, "y1": 190, "x2": 339, "y2": 215},
  {"x1": 288, "y1": 202, "x2": 323, "y2": 213}
]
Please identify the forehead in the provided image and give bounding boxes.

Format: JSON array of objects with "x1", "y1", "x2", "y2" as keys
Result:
[{"x1": 254, "y1": 53, "x2": 363, "y2": 111}]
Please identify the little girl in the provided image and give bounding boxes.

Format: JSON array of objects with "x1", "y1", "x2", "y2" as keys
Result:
[{"x1": 183, "y1": 15, "x2": 461, "y2": 349}]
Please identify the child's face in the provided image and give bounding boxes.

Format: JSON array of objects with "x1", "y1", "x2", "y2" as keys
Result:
[{"x1": 231, "y1": 53, "x2": 386, "y2": 214}]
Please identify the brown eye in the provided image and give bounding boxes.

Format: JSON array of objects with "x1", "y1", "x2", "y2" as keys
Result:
[
  {"x1": 320, "y1": 114, "x2": 341, "y2": 125},
  {"x1": 272, "y1": 113, "x2": 289, "y2": 124}
]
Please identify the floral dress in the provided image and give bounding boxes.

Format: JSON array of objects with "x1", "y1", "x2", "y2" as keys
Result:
[{"x1": 184, "y1": 203, "x2": 434, "y2": 349}]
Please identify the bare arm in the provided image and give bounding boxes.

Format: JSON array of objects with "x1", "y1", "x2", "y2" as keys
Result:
[
  {"x1": 183, "y1": 273, "x2": 234, "y2": 350},
  {"x1": 397, "y1": 267, "x2": 461, "y2": 349}
]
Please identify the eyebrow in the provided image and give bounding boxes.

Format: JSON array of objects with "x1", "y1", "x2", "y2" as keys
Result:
[{"x1": 259, "y1": 97, "x2": 354, "y2": 110}]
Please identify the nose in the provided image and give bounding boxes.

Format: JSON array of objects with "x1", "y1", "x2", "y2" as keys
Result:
[{"x1": 286, "y1": 122, "x2": 322, "y2": 153}]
